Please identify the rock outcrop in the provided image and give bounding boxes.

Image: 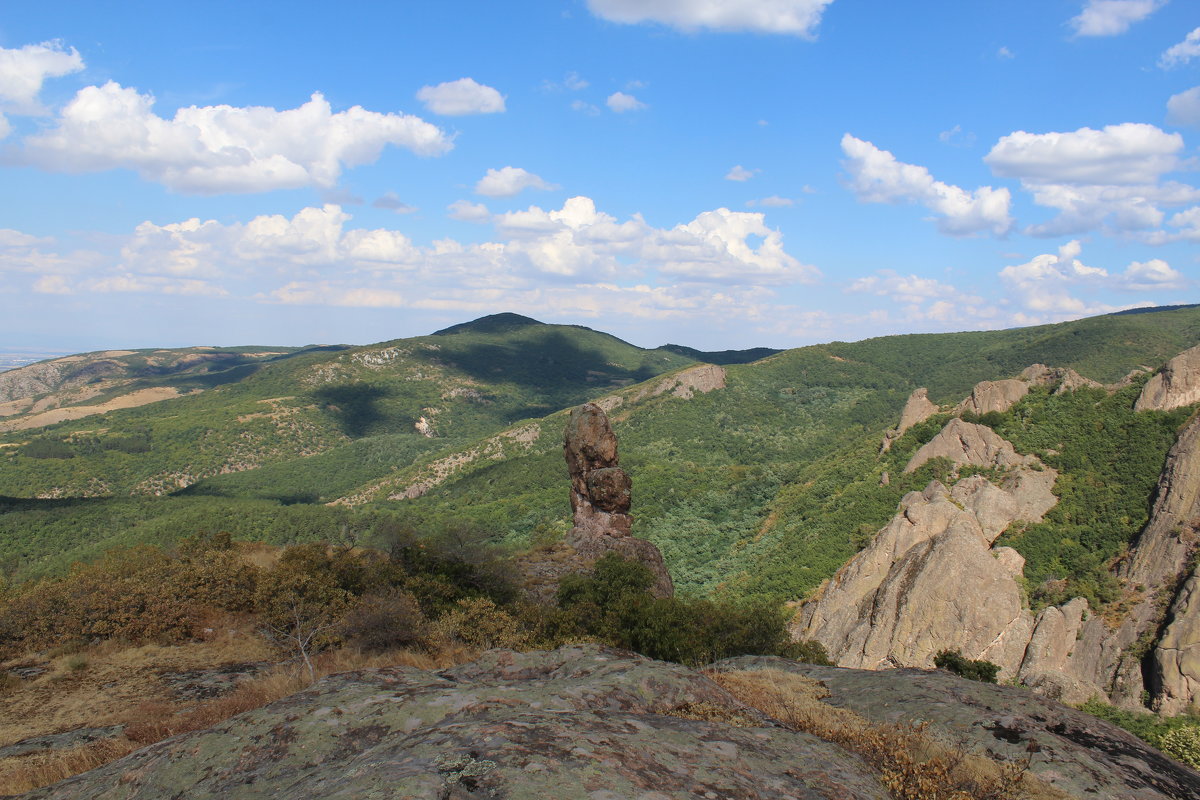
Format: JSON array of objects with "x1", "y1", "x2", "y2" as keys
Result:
[
  {"x1": 24, "y1": 646, "x2": 894, "y2": 800},
  {"x1": 27, "y1": 645, "x2": 1200, "y2": 800},
  {"x1": 880, "y1": 388, "x2": 939, "y2": 452},
  {"x1": 1136, "y1": 344, "x2": 1200, "y2": 411},
  {"x1": 956, "y1": 378, "x2": 1030, "y2": 416},
  {"x1": 798, "y1": 419, "x2": 1057, "y2": 679},
  {"x1": 713, "y1": 656, "x2": 1200, "y2": 800},
  {"x1": 1020, "y1": 364, "x2": 1103, "y2": 394},
  {"x1": 562, "y1": 403, "x2": 673, "y2": 597}
]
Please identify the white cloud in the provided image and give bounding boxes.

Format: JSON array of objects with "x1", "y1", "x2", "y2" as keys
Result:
[
  {"x1": 840, "y1": 134, "x2": 1013, "y2": 236},
  {"x1": 848, "y1": 270, "x2": 989, "y2": 323},
  {"x1": 606, "y1": 91, "x2": 647, "y2": 112},
  {"x1": 725, "y1": 165, "x2": 756, "y2": 181},
  {"x1": 474, "y1": 166, "x2": 557, "y2": 197},
  {"x1": 372, "y1": 192, "x2": 417, "y2": 213},
  {"x1": 587, "y1": 0, "x2": 836, "y2": 38},
  {"x1": 985, "y1": 123, "x2": 1199, "y2": 236},
  {"x1": 997, "y1": 46, "x2": 1015, "y2": 59},
  {"x1": 1069, "y1": 0, "x2": 1164, "y2": 37},
  {"x1": 1160, "y1": 28, "x2": 1200, "y2": 69},
  {"x1": 999, "y1": 240, "x2": 1112, "y2": 314},
  {"x1": 20, "y1": 84, "x2": 451, "y2": 194},
  {"x1": 447, "y1": 200, "x2": 491, "y2": 222},
  {"x1": 0, "y1": 40, "x2": 84, "y2": 113},
  {"x1": 565, "y1": 72, "x2": 589, "y2": 91},
  {"x1": 416, "y1": 77, "x2": 505, "y2": 115},
  {"x1": 1167, "y1": 87, "x2": 1200, "y2": 128},
  {"x1": 1118, "y1": 258, "x2": 1187, "y2": 290},
  {"x1": 985, "y1": 123, "x2": 1183, "y2": 185}
]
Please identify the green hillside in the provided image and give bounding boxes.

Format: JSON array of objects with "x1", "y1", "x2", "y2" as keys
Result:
[
  {"x1": 2, "y1": 306, "x2": 1199, "y2": 602},
  {"x1": 0, "y1": 316, "x2": 696, "y2": 500}
]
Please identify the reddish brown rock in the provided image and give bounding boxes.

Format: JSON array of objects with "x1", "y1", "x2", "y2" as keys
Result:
[{"x1": 562, "y1": 403, "x2": 673, "y2": 596}]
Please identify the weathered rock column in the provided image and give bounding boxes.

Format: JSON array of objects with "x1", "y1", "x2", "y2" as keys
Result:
[{"x1": 563, "y1": 403, "x2": 673, "y2": 597}]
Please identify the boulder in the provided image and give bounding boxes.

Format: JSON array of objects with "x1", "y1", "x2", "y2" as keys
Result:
[{"x1": 904, "y1": 418, "x2": 1032, "y2": 473}]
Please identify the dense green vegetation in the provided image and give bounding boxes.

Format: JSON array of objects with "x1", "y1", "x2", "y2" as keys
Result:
[
  {"x1": 1078, "y1": 698, "x2": 1200, "y2": 769},
  {"x1": 934, "y1": 649, "x2": 1000, "y2": 683},
  {"x1": 2, "y1": 306, "x2": 1199, "y2": 612},
  {"x1": 988, "y1": 382, "x2": 1191, "y2": 609}
]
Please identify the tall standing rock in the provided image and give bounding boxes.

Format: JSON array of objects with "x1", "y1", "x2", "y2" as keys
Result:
[{"x1": 563, "y1": 403, "x2": 673, "y2": 597}]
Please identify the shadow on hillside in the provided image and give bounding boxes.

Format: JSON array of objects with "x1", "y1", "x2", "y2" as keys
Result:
[
  {"x1": 0, "y1": 495, "x2": 111, "y2": 512},
  {"x1": 312, "y1": 383, "x2": 393, "y2": 437},
  {"x1": 421, "y1": 330, "x2": 665, "y2": 420}
]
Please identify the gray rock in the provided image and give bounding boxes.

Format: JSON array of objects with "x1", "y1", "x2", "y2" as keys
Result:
[
  {"x1": 0, "y1": 726, "x2": 123, "y2": 760},
  {"x1": 23, "y1": 646, "x2": 891, "y2": 800},
  {"x1": 711, "y1": 657, "x2": 1200, "y2": 800}
]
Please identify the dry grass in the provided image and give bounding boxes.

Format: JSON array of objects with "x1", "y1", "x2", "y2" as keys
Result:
[
  {"x1": 708, "y1": 668, "x2": 1071, "y2": 800},
  {"x1": 0, "y1": 639, "x2": 477, "y2": 795},
  {"x1": 0, "y1": 737, "x2": 140, "y2": 795}
]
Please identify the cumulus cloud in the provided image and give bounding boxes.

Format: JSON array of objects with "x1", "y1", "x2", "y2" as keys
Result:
[
  {"x1": 1069, "y1": 0, "x2": 1164, "y2": 37},
  {"x1": 416, "y1": 77, "x2": 505, "y2": 115},
  {"x1": 606, "y1": 91, "x2": 647, "y2": 112},
  {"x1": 1118, "y1": 258, "x2": 1187, "y2": 290},
  {"x1": 999, "y1": 240, "x2": 1112, "y2": 314},
  {"x1": 1160, "y1": 28, "x2": 1200, "y2": 69},
  {"x1": 725, "y1": 165, "x2": 756, "y2": 181},
  {"x1": 840, "y1": 134, "x2": 1013, "y2": 236},
  {"x1": 474, "y1": 166, "x2": 557, "y2": 197},
  {"x1": 985, "y1": 123, "x2": 1199, "y2": 236},
  {"x1": 1167, "y1": 87, "x2": 1200, "y2": 128},
  {"x1": 986, "y1": 123, "x2": 1183, "y2": 185},
  {"x1": 447, "y1": 200, "x2": 491, "y2": 222},
  {"x1": 16, "y1": 197, "x2": 819, "y2": 312},
  {"x1": 848, "y1": 271, "x2": 990, "y2": 324},
  {"x1": 586, "y1": 0, "x2": 836, "y2": 38},
  {"x1": 0, "y1": 40, "x2": 84, "y2": 113},
  {"x1": 20, "y1": 84, "x2": 451, "y2": 194}
]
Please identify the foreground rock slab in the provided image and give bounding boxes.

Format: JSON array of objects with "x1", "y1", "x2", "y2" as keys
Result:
[
  {"x1": 713, "y1": 657, "x2": 1200, "y2": 800},
  {"x1": 22, "y1": 646, "x2": 890, "y2": 800}
]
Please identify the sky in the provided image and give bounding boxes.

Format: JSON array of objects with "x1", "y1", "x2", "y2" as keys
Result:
[{"x1": 0, "y1": 1, "x2": 1198, "y2": 352}]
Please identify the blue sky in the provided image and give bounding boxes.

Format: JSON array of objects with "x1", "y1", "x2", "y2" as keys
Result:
[{"x1": 1, "y1": 0, "x2": 1197, "y2": 351}]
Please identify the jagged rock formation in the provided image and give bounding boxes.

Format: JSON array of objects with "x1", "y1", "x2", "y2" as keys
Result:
[
  {"x1": 794, "y1": 464, "x2": 1051, "y2": 677},
  {"x1": 27, "y1": 646, "x2": 1200, "y2": 800},
  {"x1": 955, "y1": 378, "x2": 1030, "y2": 416},
  {"x1": 880, "y1": 388, "x2": 939, "y2": 452},
  {"x1": 1137, "y1": 344, "x2": 1200, "y2": 411},
  {"x1": 561, "y1": 403, "x2": 673, "y2": 597},
  {"x1": 1020, "y1": 364, "x2": 1103, "y2": 394},
  {"x1": 799, "y1": 409, "x2": 1060, "y2": 681},
  {"x1": 905, "y1": 417, "x2": 1032, "y2": 472}
]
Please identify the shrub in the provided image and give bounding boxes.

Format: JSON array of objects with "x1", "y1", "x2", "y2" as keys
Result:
[
  {"x1": 934, "y1": 650, "x2": 1000, "y2": 683},
  {"x1": 435, "y1": 597, "x2": 525, "y2": 650},
  {"x1": 339, "y1": 589, "x2": 429, "y2": 653},
  {"x1": 1159, "y1": 725, "x2": 1200, "y2": 769}
]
